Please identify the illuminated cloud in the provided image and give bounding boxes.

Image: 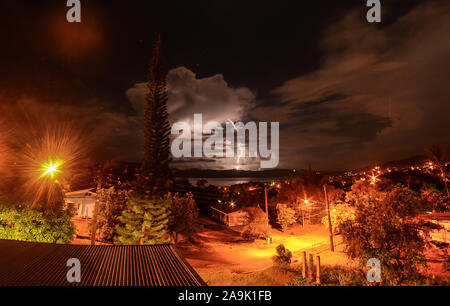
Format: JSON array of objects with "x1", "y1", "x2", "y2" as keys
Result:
[
  {"x1": 126, "y1": 66, "x2": 255, "y2": 124},
  {"x1": 253, "y1": 1, "x2": 450, "y2": 170}
]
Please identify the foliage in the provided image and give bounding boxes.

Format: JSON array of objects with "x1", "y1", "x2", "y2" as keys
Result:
[
  {"x1": 380, "y1": 170, "x2": 443, "y2": 193},
  {"x1": 168, "y1": 193, "x2": 199, "y2": 242},
  {"x1": 340, "y1": 184, "x2": 429, "y2": 284},
  {"x1": 427, "y1": 145, "x2": 449, "y2": 198},
  {"x1": 95, "y1": 187, "x2": 128, "y2": 242},
  {"x1": 115, "y1": 193, "x2": 172, "y2": 245},
  {"x1": 322, "y1": 202, "x2": 355, "y2": 233},
  {"x1": 420, "y1": 188, "x2": 448, "y2": 212},
  {"x1": 288, "y1": 264, "x2": 450, "y2": 286},
  {"x1": 288, "y1": 266, "x2": 366, "y2": 286},
  {"x1": 272, "y1": 244, "x2": 292, "y2": 266},
  {"x1": 140, "y1": 35, "x2": 171, "y2": 194},
  {"x1": 276, "y1": 203, "x2": 296, "y2": 231},
  {"x1": 276, "y1": 173, "x2": 327, "y2": 206},
  {"x1": 241, "y1": 207, "x2": 269, "y2": 240},
  {"x1": 321, "y1": 266, "x2": 367, "y2": 286},
  {"x1": 0, "y1": 203, "x2": 74, "y2": 243}
]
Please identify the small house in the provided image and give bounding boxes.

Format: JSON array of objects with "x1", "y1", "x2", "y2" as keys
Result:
[
  {"x1": 210, "y1": 203, "x2": 249, "y2": 227},
  {"x1": 65, "y1": 188, "x2": 97, "y2": 218}
]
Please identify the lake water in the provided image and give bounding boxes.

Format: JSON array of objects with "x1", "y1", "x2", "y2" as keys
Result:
[{"x1": 188, "y1": 177, "x2": 280, "y2": 187}]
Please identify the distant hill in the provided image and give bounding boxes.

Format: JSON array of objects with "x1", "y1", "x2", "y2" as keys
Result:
[
  {"x1": 381, "y1": 155, "x2": 428, "y2": 168},
  {"x1": 347, "y1": 155, "x2": 429, "y2": 174},
  {"x1": 77, "y1": 154, "x2": 432, "y2": 186}
]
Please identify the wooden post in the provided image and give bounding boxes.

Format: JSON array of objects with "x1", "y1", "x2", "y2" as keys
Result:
[
  {"x1": 264, "y1": 187, "x2": 269, "y2": 226},
  {"x1": 308, "y1": 253, "x2": 314, "y2": 280},
  {"x1": 315, "y1": 256, "x2": 321, "y2": 284},
  {"x1": 324, "y1": 185, "x2": 335, "y2": 252},
  {"x1": 302, "y1": 251, "x2": 307, "y2": 278}
]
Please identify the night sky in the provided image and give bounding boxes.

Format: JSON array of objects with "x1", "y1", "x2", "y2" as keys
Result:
[{"x1": 1, "y1": 0, "x2": 449, "y2": 171}]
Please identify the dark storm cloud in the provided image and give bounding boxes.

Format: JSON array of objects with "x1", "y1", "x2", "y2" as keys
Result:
[
  {"x1": 252, "y1": 1, "x2": 450, "y2": 170},
  {"x1": 1, "y1": 67, "x2": 256, "y2": 167}
]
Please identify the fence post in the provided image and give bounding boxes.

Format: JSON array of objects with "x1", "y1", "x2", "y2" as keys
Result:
[
  {"x1": 315, "y1": 256, "x2": 321, "y2": 284},
  {"x1": 308, "y1": 253, "x2": 314, "y2": 280},
  {"x1": 302, "y1": 251, "x2": 307, "y2": 278}
]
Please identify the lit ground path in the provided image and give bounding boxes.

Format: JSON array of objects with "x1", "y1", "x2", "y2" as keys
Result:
[{"x1": 179, "y1": 218, "x2": 356, "y2": 284}]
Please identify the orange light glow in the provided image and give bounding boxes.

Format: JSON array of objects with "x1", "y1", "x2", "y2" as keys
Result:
[{"x1": 40, "y1": 159, "x2": 63, "y2": 180}]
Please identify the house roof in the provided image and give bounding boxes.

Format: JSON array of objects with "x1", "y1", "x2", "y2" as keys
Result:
[
  {"x1": 65, "y1": 188, "x2": 96, "y2": 197},
  {"x1": 210, "y1": 203, "x2": 244, "y2": 214},
  {"x1": 0, "y1": 239, "x2": 206, "y2": 286}
]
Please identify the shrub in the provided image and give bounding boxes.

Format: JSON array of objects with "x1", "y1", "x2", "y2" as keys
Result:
[
  {"x1": 168, "y1": 193, "x2": 199, "y2": 242},
  {"x1": 322, "y1": 203, "x2": 355, "y2": 233},
  {"x1": 420, "y1": 188, "x2": 448, "y2": 212},
  {"x1": 272, "y1": 244, "x2": 292, "y2": 266},
  {"x1": 241, "y1": 207, "x2": 269, "y2": 240},
  {"x1": 96, "y1": 187, "x2": 128, "y2": 242},
  {"x1": 0, "y1": 204, "x2": 74, "y2": 243},
  {"x1": 242, "y1": 223, "x2": 269, "y2": 240},
  {"x1": 276, "y1": 203, "x2": 296, "y2": 231}
]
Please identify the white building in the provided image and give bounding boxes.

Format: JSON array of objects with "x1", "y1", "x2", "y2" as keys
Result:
[
  {"x1": 210, "y1": 203, "x2": 249, "y2": 227},
  {"x1": 65, "y1": 189, "x2": 97, "y2": 218}
]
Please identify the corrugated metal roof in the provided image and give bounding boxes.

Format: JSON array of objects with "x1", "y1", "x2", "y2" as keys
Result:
[{"x1": 0, "y1": 239, "x2": 206, "y2": 286}]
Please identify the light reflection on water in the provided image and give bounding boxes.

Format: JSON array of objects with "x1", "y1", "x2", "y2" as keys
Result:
[{"x1": 188, "y1": 177, "x2": 279, "y2": 187}]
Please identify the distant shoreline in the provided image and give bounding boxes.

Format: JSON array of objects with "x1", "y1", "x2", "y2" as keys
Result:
[{"x1": 187, "y1": 177, "x2": 283, "y2": 187}]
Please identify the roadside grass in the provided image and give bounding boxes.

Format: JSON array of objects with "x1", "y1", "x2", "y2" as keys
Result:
[{"x1": 198, "y1": 263, "x2": 450, "y2": 286}]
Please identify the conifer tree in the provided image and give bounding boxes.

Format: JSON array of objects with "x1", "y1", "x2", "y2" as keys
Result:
[
  {"x1": 115, "y1": 35, "x2": 173, "y2": 245},
  {"x1": 140, "y1": 34, "x2": 171, "y2": 194},
  {"x1": 115, "y1": 193, "x2": 172, "y2": 245}
]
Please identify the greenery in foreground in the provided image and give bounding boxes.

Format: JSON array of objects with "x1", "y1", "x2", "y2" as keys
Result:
[
  {"x1": 287, "y1": 265, "x2": 450, "y2": 286},
  {"x1": 0, "y1": 199, "x2": 74, "y2": 244},
  {"x1": 197, "y1": 263, "x2": 449, "y2": 286}
]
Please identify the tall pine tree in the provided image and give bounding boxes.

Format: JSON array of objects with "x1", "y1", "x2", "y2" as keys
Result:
[
  {"x1": 140, "y1": 34, "x2": 171, "y2": 194},
  {"x1": 115, "y1": 35, "x2": 172, "y2": 245},
  {"x1": 115, "y1": 193, "x2": 171, "y2": 245}
]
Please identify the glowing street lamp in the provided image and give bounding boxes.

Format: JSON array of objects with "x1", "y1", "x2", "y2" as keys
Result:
[
  {"x1": 40, "y1": 159, "x2": 63, "y2": 180},
  {"x1": 369, "y1": 172, "x2": 378, "y2": 185}
]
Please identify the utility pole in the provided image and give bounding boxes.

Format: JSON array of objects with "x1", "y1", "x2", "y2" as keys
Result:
[
  {"x1": 323, "y1": 184, "x2": 334, "y2": 252},
  {"x1": 264, "y1": 187, "x2": 269, "y2": 226},
  {"x1": 90, "y1": 163, "x2": 103, "y2": 245}
]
